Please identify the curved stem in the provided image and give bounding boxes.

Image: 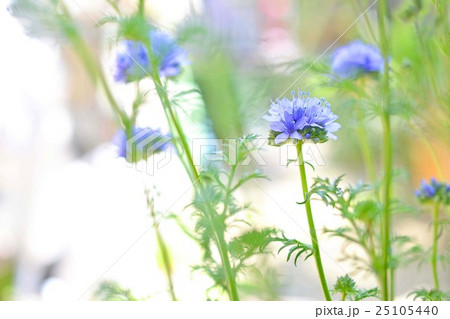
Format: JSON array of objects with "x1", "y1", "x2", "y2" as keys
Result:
[
  {"x1": 378, "y1": 0, "x2": 393, "y2": 301},
  {"x1": 296, "y1": 143, "x2": 332, "y2": 301},
  {"x1": 432, "y1": 202, "x2": 440, "y2": 290}
]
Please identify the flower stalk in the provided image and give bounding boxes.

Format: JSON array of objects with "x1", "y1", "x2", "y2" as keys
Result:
[
  {"x1": 355, "y1": 103, "x2": 377, "y2": 190},
  {"x1": 146, "y1": 57, "x2": 239, "y2": 300},
  {"x1": 431, "y1": 201, "x2": 440, "y2": 290},
  {"x1": 377, "y1": 0, "x2": 393, "y2": 301},
  {"x1": 296, "y1": 142, "x2": 332, "y2": 301}
]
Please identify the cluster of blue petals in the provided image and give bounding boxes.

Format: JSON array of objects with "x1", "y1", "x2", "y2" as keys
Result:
[
  {"x1": 415, "y1": 178, "x2": 450, "y2": 204},
  {"x1": 331, "y1": 41, "x2": 384, "y2": 78},
  {"x1": 114, "y1": 30, "x2": 188, "y2": 83},
  {"x1": 265, "y1": 91, "x2": 340, "y2": 144}
]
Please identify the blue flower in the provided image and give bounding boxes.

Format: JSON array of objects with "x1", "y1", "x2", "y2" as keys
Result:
[
  {"x1": 269, "y1": 111, "x2": 304, "y2": 144},
  {"x1": 265, "y1": 91, "x2": 340, "y2": 145},
  {"x1": 113, "y1": 127, "x2": 171, "y2": 162},
  {"x1": 331, "y1": 41, "x2": 384, "y2": 78},
  {"x1": 114, "y1": 30, "x2": 188, "y2": 83},
  {"x1": 415, "y1": 178, "x2": 450, "y2": 204}
]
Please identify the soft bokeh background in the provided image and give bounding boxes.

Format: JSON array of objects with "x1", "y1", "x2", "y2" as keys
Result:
[{"x1": 0, "y1": 0, "x2": 449, "y2": 300}]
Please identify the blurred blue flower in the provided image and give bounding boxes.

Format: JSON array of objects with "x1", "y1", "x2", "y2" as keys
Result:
[
  {"x1": 113, "y1": 127, "x2": 171, "y2": 162},
  {"x1": 265, "y1": 91, "x2": 340, "y2": 145},
  {"x1": 415, "y1": 178, "x2": 450, "y2": 204},
  {"x1": 114, "y1": 30, "x2": 188, "y2": 83},
  {"x1": 331, "y1": 41, "x2": 384, "y2": 78}
]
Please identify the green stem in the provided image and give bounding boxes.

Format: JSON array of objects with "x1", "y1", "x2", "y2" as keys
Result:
[
  {"x1": 153, "y1": 78, "x2": 199, "y2": 181},
  {"x1": 138, "y1": 0, "x2": 146, "y2": 16},
  {"x1": 222, "y1": 164, "x2": 237, "y2": 215},
  {"x1": 213, "y1": 217, "x2": 239, "y2": 301},
  {"x1": 150, "y1": 202, "x2": 177, "y2": 301},
  {"x1": 350, "y1": 0, "x2": 378, "y2": 44},
  {"x1": 149, "y1": 68, "x2": 238, "y2": 300},
  {"x1": 296, "y1": 143, "x2": 332, "y2": 301},
  {"x1": 378, "y1": 0, "x2": 393, "y2": 301},
  {"x1": 155, "y1": 228, "x2": 177, "y2": 300},
  {"x1": 432, "y1": 202, "x2": 440, "y2": 290},
  {"x1": 355, "y1": 104, "x2": 378, "y2": 190},
  {"x1": 341, "y1": 292, "x2": 347, "y2": 301},
  {"x1": 380, "y1": 113, "x2": 392, "y2": 301}
]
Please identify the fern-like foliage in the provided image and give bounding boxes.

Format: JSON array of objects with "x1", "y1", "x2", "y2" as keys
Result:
[
  {"x1": 332, "y1": 274, "x2": 379, "y2": 301},
  {"x1": 272, "y1": 234, "x2": 313, "y2": 266},
  {"x1": 183, "y1": 135, "x2": 277, "y2": 297},
  {"x1": 408, "y1": 288, "x2": 450, "y2": 301},
  {"x1": 95, "y1": 281, "x2": 138, "y2": 301},
  {"x1": 309, "y1": 176, "x2": 423, "y2": 280}
]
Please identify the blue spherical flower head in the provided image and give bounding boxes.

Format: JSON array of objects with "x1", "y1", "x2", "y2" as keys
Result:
[
  {"x1": 113, "y1": 127, "x2": 171, "y2": 163},
  {"x1": 415, "y1": 178, "x2": 450, "y2": 204},
  {"x1": 265, "y1": 91, "x2": 340, "y2": 145},
  {"x1": 331, "y1": 41, "x2": 384, "y2": 78},
  {"x1": 114, "y1": 29, "x2": 188, "y2": 83}
]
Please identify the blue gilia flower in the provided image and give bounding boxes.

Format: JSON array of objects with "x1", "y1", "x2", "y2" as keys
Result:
[
  {"x1": 331, "y1": 41, "x2": 384, "y2": 78},
  {"x1": 415, "y1": 178, "x2": 450, "y2": 204},
  {"x1": 114, "y1": 30, "x2": 188, "y2": 83},
  {"x1": 265, "y1": 91, "x2": 340, "y2": 145},
  {"x1": 113, "y1": 127, "x2": 171, "y2": 162}
]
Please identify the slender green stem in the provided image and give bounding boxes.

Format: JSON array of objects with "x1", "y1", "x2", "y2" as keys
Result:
[
  {"x1": 296, "y1": 143, "x2": 332, "y2": 301},
  {"x1": 152, "y1": 78, "x2": 199, "y2": 181},
  {"x1": 213, "y1": 216, "x2": 239, "y2": 300},
  {"x1": 222, "y1": 164, "x2": 237, "y2": 215},
  {"x1": 154, "y1": 227, "x2": 177, "y2": 300},
  {"x1": 355, "y1": 104, "x2": 377, "y2": 189},
  {"x1": 149, "y1": 68, "x2": 238, "y2": 300},
  {"x1": 149, "y1": 197, "x2": 177, "y2": 301},
  {"x1": 432, "y1": 202, "x2": 440, "y2": 290},
  {"x1": 350, "y1": 0, "x2": 378, "y2": 44},
  {"x1": 138, "y1": 0, "x2": 146, "y2": 16},
  {"x1": 380, "y1": 113, "x2": 392, "y2": 301},
  {"x1": 377, "y1": 0, "x2": 393, "y2": 301}
]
